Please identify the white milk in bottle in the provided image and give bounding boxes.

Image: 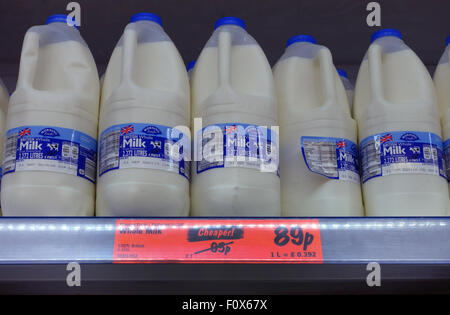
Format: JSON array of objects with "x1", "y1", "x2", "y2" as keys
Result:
[
  {"x1": 434, "y1": 36, "x2": 450, "y2": 201},
  {"x1": 354, "y1": 29, "x2": 448, "y2": 216},
  {"x1": 1, "y1": 15, "x2": 99, "y2": 216},
  {"x1": 96, "y1": 13, "x2": 190, "y2": 216},
  {"x1": 273, "y1": 35, "x2": 363, "y2": 216},
  {"x1": 191, "y1": 17, "x2": 280, "y2": 216},
  {"x1": 0, "y1": 78, "x2": 8, "y2": 215},
  {"x1": 337, "y1": 69, "x2": 354, "y2": 113}
]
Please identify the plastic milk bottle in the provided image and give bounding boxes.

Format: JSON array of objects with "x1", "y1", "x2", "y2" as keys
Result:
[
  {"x1": 190, "y1": 17, "x2": 280, "y2": 216},
  {"x1": 96, "y1": 13, "x2": 190, "y2": 216},
  {"x1": 273, "y1": 35, "x2": 364, "y2": 216},
  {"x1": 434, "y1": 36, "x2": 450, "y2": 202},
  {"x1": 0, "y1": 78, "x2": 8, "y2": 215},
  {"x1": 354, "y1": 29, "x2": 448, "y2": 216},
  {"x1": 1, "y1": 15, "x2": 99, "y2": 216}
]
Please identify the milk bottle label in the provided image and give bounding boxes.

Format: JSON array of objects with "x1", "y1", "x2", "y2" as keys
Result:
[
  {"x1": 3, "y1": 126, "x2": 97, "y2": 183},
  {"x1": 444, "y1": 139, "x2": 450, "y2": 182},
  {"x1": 301, "y1": 136, "x2": 360, "y2": 184},
  {"x1": 98, "y1": 123, "x2": 190, "y2": 179},
  {"x1": 360, "y1": 131, "x2": 446, "y2": 183},
  {"x1": 196, "y1": 123, "x2": 279, "y2": 174}
]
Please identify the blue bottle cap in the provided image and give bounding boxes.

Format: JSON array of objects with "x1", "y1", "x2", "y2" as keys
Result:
[
  {"x1": 286, "y1": 34, "x2": 317, "y2": 47},
  {"x1": 371, "y1": 28, "x2": 402, "y2": 42},
  {"x1": 446, "y1": 36, "x2": 450, "y2": 46},
  {"x1": 46, "y1": 14, "x2": 78, "y2": 29},
  {"x1": 130, "y1": 12, "x2": 162, "y2": 26},
  {"x1": 337, "y1": 69, "x2": 348, "y2": 78},
  {"x1": 187, "y1": 60, "x2": 196, "y2": 71},
  {"x1": 214, "y1": 17, "x2": 246, "y2": 30}
]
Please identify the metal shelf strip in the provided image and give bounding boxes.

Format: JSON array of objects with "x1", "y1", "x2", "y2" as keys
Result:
[{"x1": 0, "y1": 217, "x2": 448, "y2": 264}]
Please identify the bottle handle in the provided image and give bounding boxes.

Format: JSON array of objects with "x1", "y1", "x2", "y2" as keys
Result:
[
  {"x1": 317, "y1": 47, "x2": 339, "y2": 108},
  {"x1": 218, "y1": 30, "x2": 232, "y2": 88},
  {"x1": 368, "y1": 44, "x2": 387, "y2": 104},
  {"x1": 16, "y1": 31, "x2": 40, "y2": 92},
  {"x1": 120, "y1": 26, "x2": 139, "y2": 87},
  {"x1": 369, "y1": 42, "x2": 431, "y2": 106}
]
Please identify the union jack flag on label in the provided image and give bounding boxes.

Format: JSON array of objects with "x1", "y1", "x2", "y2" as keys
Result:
[
  {"x1": 336, "y1": 140, "x2": 347, "y2": 148},
  {"x1": 380, "y1": 133, "x2": 393, "y2": 143},
  {"x1": 18, "y1": 128, "x2": 31, "y2": 138},
  {"x1": 121, "y1": 125, "x2": 134, "y2": 135}
]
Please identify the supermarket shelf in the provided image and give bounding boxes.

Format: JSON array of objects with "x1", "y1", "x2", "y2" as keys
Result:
[
  {"x1": 0, "y1": 217, "x2": 449, "y2": 294},
  {"x1": 0, "y1": 217, "x2": 449, "y2": 264}
]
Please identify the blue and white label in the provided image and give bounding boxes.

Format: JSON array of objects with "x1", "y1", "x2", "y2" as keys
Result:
[
  {"x1": 98, "y1": 123, "x2": 190, "y2": 179},
  {"x1": 3, "y1": 126, "x2": 97, "y2": 183},
  {"x1": 301, "y1": 136, "x2": 360, "y2": 184},
  {"x1": 196, "y1": 123, "x2": 279, "y2": 174},
  {"x1": 444, "y1": 139, "x2": 450, "y2": 182},
  {"x1": 360, "y1": 131, "x2": 446, "y2": 183}
]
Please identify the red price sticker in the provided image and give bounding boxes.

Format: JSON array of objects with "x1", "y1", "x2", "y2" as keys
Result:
[{"x1": 113, "y1": 219, "x2": 323, "y2": 263}]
